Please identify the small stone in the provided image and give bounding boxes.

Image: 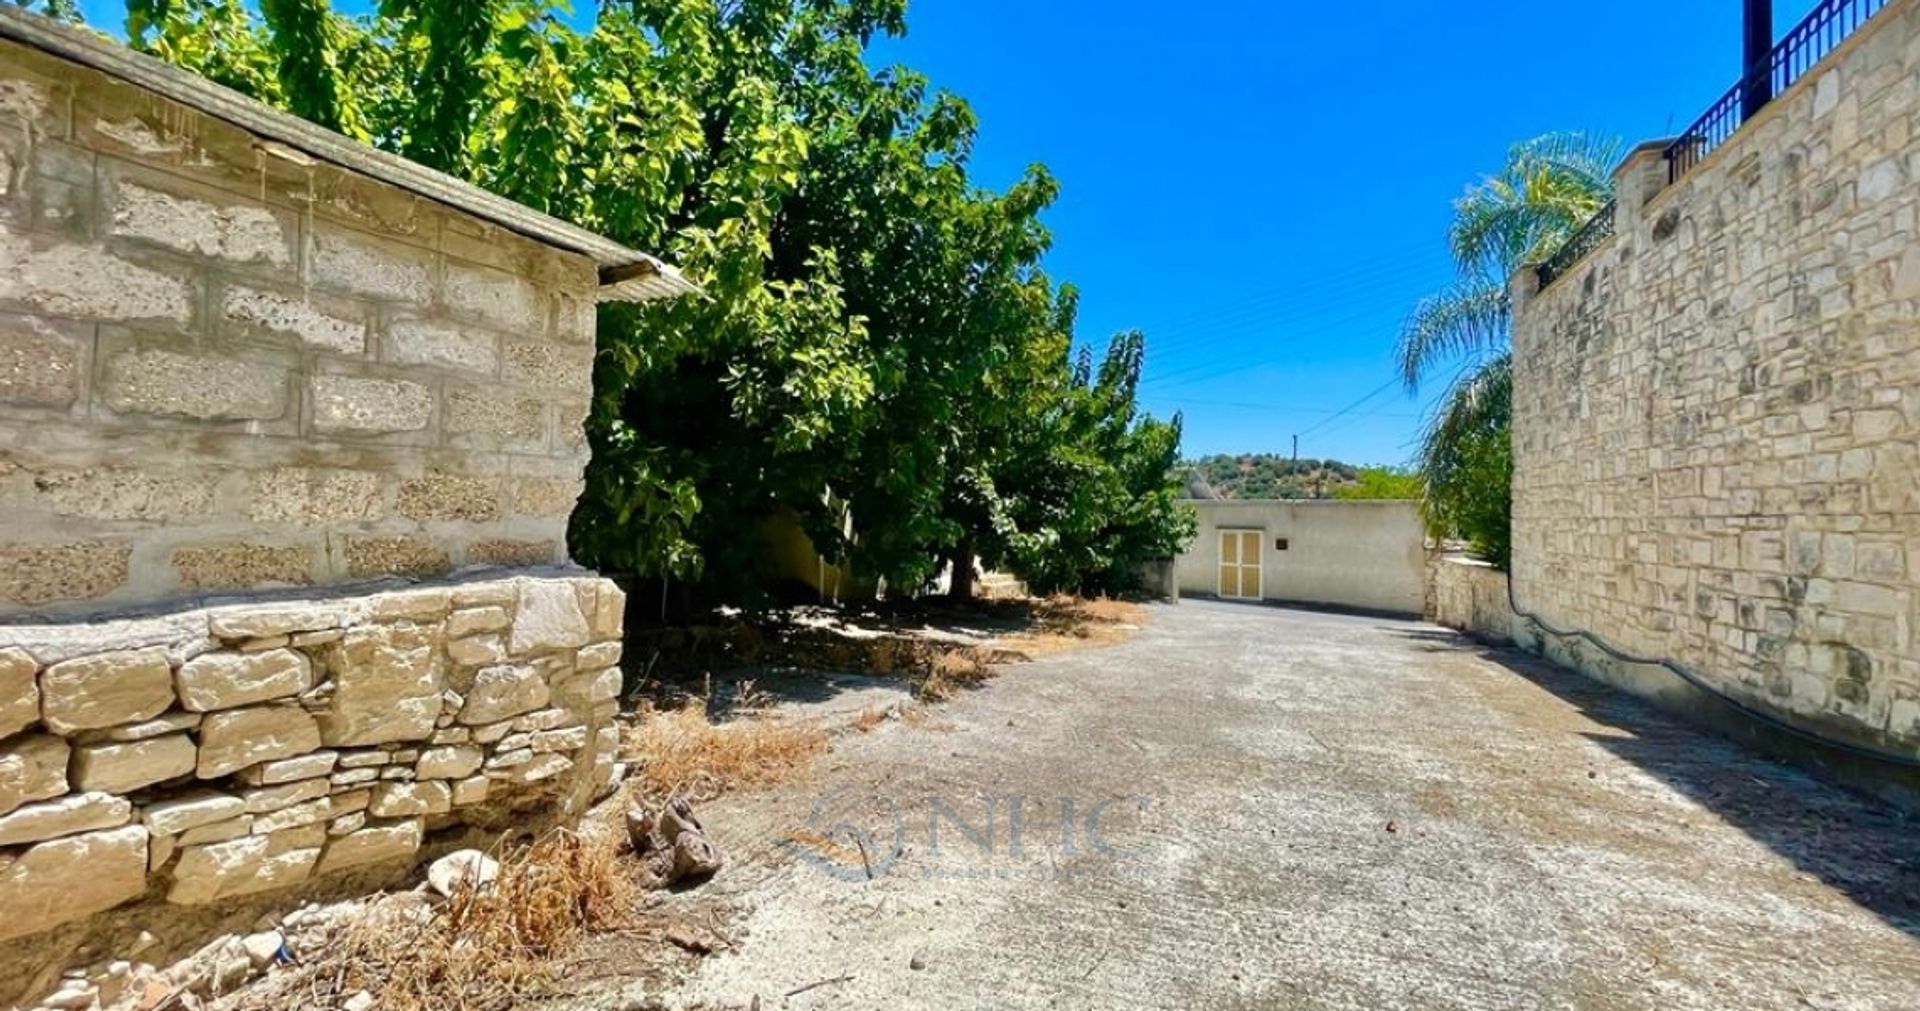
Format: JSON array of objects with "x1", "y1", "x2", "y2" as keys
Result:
[
  {"x1": 458, "y1": 664, "x2": 549, "y2": 724},
  {"x1": 178, "y1": 815, "x2": 252, "y2": 846},
  {"x1": 577, "y1": 641, "x2": 622, "y2": 670},
  {"x1": 0, "y1": 647, "x2": 38, "y2": 739},
  {"x1": 99, "y1": 710, "x2": 201, "y2": 741},
  {"x1": 0, "y1": 791, "x2": 131, "y2": 845},
  {"x1": 176, "y1": 650, "x2": 313, "y2": 712},
  {"x1": 511, "y1": 707, "x2": 578, "y2": 732},
  {"x1": 0, "y1": 734, "x2": 69, "y2": 816},
  {"x1": 239, "y1": 750, "x2": 339, "y2": 786},
  {"x1": 143, "y1": 791, "x2": 245, "y2": 836},
  {"x1": 0, "y1": 825, "x2": 149, "y2": 941},
  {"x1": 532, "y1": 726, "x2": 589, "y2": 753},
  {"x1": 446, "y1": 634, "x2": 507, "y2": 667},
  {"x1": 367, "y1": 781, "x2": 450, "y2": 818},
  {"x1": 168, "y1": 834, "x2": 319, "y2": 905},
  {"x1": 318, "y1": 819, "x2": 422, "y2": 874},
  {"x1": 509, "y1": 580, "x2": 592, "y2": 656},
  {"x1": 198, "y1": 705, "x2": 323, "y2": 779},
  {"x1": 910, "y1": 954, "x2": 927, "y2": 971},
  {"x1": 426, "y1": 849, "x2": 499, "y2": 898},
  {"x1": 344, "y1": 991, "x2": 375, "y2": 1011},
  {"x1": 415, "y1": 744, "x2": 483, "y2": 780},
  {"x1": 71, "y1": 734, "x2": 197, "y2": 793},
  {"x1": 451, "y1": 775, "x2": 489, "y2": 806},
  {"x1": 208, "y1": 604, "x2": 344, "y2": 640},
  {"x1": 497, "y1": 753, "x2": 571, "y2": 784},
  {"x1": 40, "y1": 649, "x2": 175, "y2": 734},
  {"x1": 241, "y1": 931, "x2": 283, "y2": 968},
  {"x1": 446, "y1": 606, "x2": 510, "y2": 638}
]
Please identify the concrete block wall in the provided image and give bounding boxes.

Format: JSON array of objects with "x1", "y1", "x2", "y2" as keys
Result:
[
  {"x1": 0, "y1": 36, "x2": 603, "y2": 618},
  {"x1": 1511, "y1": 0, "x2": 1920, "y2": 760}
]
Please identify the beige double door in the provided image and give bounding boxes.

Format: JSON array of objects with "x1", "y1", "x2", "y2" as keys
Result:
[{"x1": 1217, "y1": 529, "x2": 1262, "y2": 600}]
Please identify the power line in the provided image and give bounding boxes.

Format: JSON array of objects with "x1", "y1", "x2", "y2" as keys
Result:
[{"x1": 1296, "y1": 376, "x2": 1404, "y2": 438}]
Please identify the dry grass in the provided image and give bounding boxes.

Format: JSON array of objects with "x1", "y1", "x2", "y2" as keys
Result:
[
  {"x1": 623, "y1": 702, "x2": 829, "y2": 803},
  {"x1": 848, "y1": 706, "x2": 889, "y2": 733},
  {"x1": 236, "y1": 830, "x2": 635, "y2": 1011},
  {"x1": 996, "y1": 594, "x2": 1147, "y2": 657},
  {"x1": 918, "y1": 647, "x2": 996, "y2": 701}
]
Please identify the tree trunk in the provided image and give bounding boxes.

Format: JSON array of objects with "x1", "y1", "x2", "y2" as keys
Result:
[{"x1": 946, "y1": 542, "x2": 976, "y2": 603}]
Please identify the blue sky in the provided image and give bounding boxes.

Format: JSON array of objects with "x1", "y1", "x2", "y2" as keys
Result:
[{"x1": 73, "y1": 0, "x2": 1820, "y2": 464}]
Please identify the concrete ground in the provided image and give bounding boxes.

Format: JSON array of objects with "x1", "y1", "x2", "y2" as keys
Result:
[{"x1": 600, "y1": 601, "x2": 1920, "y2": 1010}]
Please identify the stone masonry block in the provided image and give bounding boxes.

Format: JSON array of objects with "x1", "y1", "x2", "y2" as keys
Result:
[
  {"x1": 344, "y1": 536, "x2": 452, "y2": 579},
  {"x1": 0, "y1": 733, "x2": 68, "y2": 816},
  {"x1": 0, "y1": 825, "x2": 149, "y2": 940},
  {"x1": 0, "y1": 791, "x2": 132, "y2": 846},
  {"x1": 317, "y1": 623, "x2": 442, "y2": 746},
  {"x1": 309, "y1": 374, "x2": 433, "y2": 434},
  {"x1": 106, "y1": 175, "x2": 292, "y2": 266},
  {"x1": 443, "y1": 386, "x2": 545, "y2": 445},
  {"x1": 102, "y1": 348, "x2": 288, "y2": 421},
  {"x1": 172, "y1": 542, "x2": 317, "y2": 591},
  {"x1": 316, "y1": 818, "x2": 422, "y2": 874},
  {"x1": 396, "y1": 471, "x2": 501, "y2": 523},
  {"x1": 40, "y1": 647, "x2": 174, "y2": 734},
  {"x1": 29, "y1": 464, "x2": 218, "y2": 522},
  {"x1": 503, "y1": 340, "x2": 592, "y2": 395},
  {"x1": 70, "y1": 733, "x2": 196, "y2": 794},
  {"x1": 0, "y1": 313, "x2": 86, "y2": 408},
  {"x1": 512, "y1": 478, "x2": 582, "y2": 518},
  {"x1": 247, "y1": 467, "x2": 386, "y2": 525},
  {"x1": 0, "y1": 540, "x2": 129, "y2": 606},
  {"x1": 168, "y1": 832, "x2": 319, "y2": 905},
  {"x1": 386, "y1": 318, "x2": 499, "y2": 374},
  {"x1": 0, "y1": 232, "x2": 192, "y2": 324},
  {"x1": 197, "y1": 705, "x2": 322, "y2": 779},
  {"x1": 0, "y1": 645, "x2": 38, "y2": 739},
  {"x1": 443, "y1": 261, "x2": 548, "y2": 335},
  {"x1": 176, "y1": 648, "x2": 314, "y2": 712},
  {"x1": 222, "y1": 285, "x2": 367, "y2": 355},
  {"x1": 310, "y1": 226, "x2": 433, "y2": 304},
  {"x1": 467, "y1": 539, "x2": 557, "y2": 568},
  {"x1": 510, "y1": 580, "x2": 591, "y2": 655}
]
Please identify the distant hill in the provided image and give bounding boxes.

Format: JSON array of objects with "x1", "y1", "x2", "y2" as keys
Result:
[{"x1": 1180, "y1": 454, "x2": 1418, "y2": 501}]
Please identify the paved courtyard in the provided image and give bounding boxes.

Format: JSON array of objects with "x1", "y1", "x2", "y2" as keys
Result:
[{"x1": 612, "y1": 601, "x2": 1920, "y2": 1010}]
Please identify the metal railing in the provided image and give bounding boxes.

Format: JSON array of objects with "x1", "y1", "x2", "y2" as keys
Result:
[
  {"x1": 1535, "y1": 198, "x2": 1616, "y2": 289},
  {"x1": 1666, "y1": 0, "x2": 1891, "y2": 182}
]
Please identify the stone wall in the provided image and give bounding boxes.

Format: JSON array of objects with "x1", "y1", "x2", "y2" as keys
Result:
[
  {"x1": 1428, "y1": 555, "x2": 1516, "y2": 645},
  {"x1": 1511, "y1": 0, "x2": 1920, "y2": 761},
  {"x1": 0, "y1": 575, "x2": 623, "y2": 960},
  {"x1": 0, "y1": 35, "x2": 601, "y2": 618}
]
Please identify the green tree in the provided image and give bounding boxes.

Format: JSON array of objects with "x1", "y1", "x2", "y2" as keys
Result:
[
  {"x1": 1332, "y1": 465, "x2": 1422, "y2": 500},
  {"x1": 1397, "y1": 133, "x2": 1617, "y2": 566},
  {"x1": 106, "y1": 0, "x2": 1192, "y2": 605}
]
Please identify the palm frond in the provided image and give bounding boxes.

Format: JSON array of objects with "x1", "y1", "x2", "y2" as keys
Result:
[{"x1": 1394, "y1": 279, "x2": 1508, "y2": 390}]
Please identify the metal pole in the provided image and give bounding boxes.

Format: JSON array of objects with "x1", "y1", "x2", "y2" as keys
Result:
[{"x1": 1742, "y1": 0, "x2": 1774, "y2": 122}]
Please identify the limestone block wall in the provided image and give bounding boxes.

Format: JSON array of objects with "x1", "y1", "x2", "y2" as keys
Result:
[
  {"x1": 1511, "y1": 0, "x2": 1920, "y2": 759},
  {"x1": 0, "y1": 574, "x2": 624, "y2": 953},
  {"x1": 0, "y1": 35, "x2": 602, "y2": 618}
]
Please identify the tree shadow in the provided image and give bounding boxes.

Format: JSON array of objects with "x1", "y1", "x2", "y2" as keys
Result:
[{"x1": 1396, "y1": 626, "x2": 1920, "y2": 941}]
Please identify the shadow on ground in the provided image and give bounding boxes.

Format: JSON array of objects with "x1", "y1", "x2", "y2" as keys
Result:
[{"x1": 1395, "y1": 625, "x2": 1920, "y2": 942}]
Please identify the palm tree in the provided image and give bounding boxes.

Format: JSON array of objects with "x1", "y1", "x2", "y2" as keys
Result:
[{"x1": 1398, "y1": 133, "x2": 1619, "y2": 567}]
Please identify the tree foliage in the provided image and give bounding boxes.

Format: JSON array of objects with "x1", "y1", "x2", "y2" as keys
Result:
[
  {"x1": 1398, "y1": 133, "x2": 1617, "y2": 567},
  {"x1": 105, "y1": 0, "x2": 1192, "y2": 602}
]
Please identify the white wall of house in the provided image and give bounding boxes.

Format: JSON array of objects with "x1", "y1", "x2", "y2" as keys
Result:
[{"x1": 1174, "y1": 500, "x2": 1428, "y2": 615}]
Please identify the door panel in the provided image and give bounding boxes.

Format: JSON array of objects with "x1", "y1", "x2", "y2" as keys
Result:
[{"x1": 1219, "y1": 530, "x2": 1262, "y2": 599}]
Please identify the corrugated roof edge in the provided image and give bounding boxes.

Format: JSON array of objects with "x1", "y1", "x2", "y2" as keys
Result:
[{"x1": 0, "y1": 7, "x2": 698, "y2": 303}]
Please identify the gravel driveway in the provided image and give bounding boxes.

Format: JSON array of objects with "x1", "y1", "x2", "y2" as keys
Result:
[{"x1": 609, "y1": 600, "x2": 1920, "y2": 1010}]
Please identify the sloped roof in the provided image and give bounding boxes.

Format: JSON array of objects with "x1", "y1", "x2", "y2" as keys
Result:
[{"x1": 0, "y1": 7, "x2": 698, "y2": 303}]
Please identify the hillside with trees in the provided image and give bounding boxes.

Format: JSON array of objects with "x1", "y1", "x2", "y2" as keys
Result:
[{"x1": 1182, "y1": 455, "x2": 1419, "y2": 501}]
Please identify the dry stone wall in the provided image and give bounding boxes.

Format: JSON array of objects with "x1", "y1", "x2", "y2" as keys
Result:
[
  {"x1": 0, "y1": 574, "x2": 624, "y2": 945},
  {"x1": 1511, "y1": 1, "x2": 1920, "y2": 760},
  {"x1": 0, "y1": 36, "x2": 602, "y2": 618}
]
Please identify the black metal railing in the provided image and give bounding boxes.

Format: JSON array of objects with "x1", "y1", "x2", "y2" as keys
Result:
[
  {"x1": 1536, "y1": 198, "x2": 1616, "y2": 289},
  {"x1": 1666, "y1": 0, "x2": 1891, "y2": 182}
]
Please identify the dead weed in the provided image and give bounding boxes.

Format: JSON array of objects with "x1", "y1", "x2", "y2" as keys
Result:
[{"x1": 623, "y1": 703, "x2": 829, "y2": 804}]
